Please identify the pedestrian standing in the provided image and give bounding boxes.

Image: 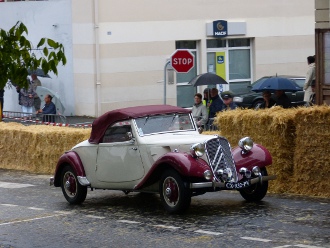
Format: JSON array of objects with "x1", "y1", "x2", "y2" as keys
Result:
[
  {"x1": 192, "y1": 93, "x2": 208, "y2": 129},
  {"x1": 309, "y1": 80, "x2": 316, "y2": 106},
  {"x1": 31, "y1": 74, "x2": 42, "y2": 112},
  {"x1": 303, "y1": 56, "x2": 315, "y2": 104},
  {"x1": 0, "y1": 88, "x2": 4, "y2": 116},
  {"x1": 20, "y1": 80, "x2": 36, "y2": 119},
  {"x1": 220, "y1": 91, "x2": 237, "y2": 111}
]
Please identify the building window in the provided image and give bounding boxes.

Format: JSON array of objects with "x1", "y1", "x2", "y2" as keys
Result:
[
  {"x1": 175, "y1": 40, "x2": 198, "y2": 108},
  {"x1": 228, "y1": 38, "x2": 250, "y2": 47},
  {"x1": 206, "y1": 38, "x2": 252, "y2": 93},
  {"x1": 206, "y1": 39, "x2": 226, "y2": 48},
  {"x1": 229, "y1": 49, "x2": 251, "y2": 80}
]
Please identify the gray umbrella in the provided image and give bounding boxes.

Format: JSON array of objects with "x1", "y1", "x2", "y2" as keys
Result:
[
  {"x1": 36, "y1": 86, "x2": 65, "y2": 115},
  {"x1": 188, "y1": 72, "x2": 228, "y2": 86},
  {"x1": 28, "y1": 68, "x2": 51, "y2": 78}
]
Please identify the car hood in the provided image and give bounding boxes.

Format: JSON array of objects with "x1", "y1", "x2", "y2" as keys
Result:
[
  {"x1": 141, "y1": 132, "x2": 215, "y2": 146},
  {"x1": 140, "y1": 132, "x2": 218, "y2": 162}
]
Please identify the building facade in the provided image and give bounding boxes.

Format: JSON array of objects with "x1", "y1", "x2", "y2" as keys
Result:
[{"x1": 1, "y1": 0, "x2": 315, "y2": 116}]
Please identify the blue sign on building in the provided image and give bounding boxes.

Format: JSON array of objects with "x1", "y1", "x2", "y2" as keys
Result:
[
  {"x1": 213, "y1": 20, "x2": 227, "y2": 37},
  {"x1": 217, "y1": 56, "x2": 224, "y2": 64}
]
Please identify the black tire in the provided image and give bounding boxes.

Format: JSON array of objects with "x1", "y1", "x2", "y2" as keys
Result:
[
  {"x1": 239, "y1": 167, "x2": 268, "y2": 202},
  {"x1": 253, "y1": 99, "x2": 264, "y2": 109},
  {"x1": 60, "y1": 165, "x2": 87, "y2": 204},
  {"x1": 159, "y1": 169, "x2": 191, "y2": 214}
]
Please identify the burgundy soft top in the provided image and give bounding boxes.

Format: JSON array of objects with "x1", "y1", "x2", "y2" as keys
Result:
[{"x1": 88, "y1": 105, "x2": 191, "y2": 144}]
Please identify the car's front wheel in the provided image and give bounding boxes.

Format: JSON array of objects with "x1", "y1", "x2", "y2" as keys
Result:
[
  {"x1": 239, "y1": 167, "x2": 268, "y2": 201},
  {"x1": 61, "y1": 165, "x2": 87, "y2": 204},
  {"x1": 159, "y1": 169, "x2": 191, "y2": 214},
  {"x1": 253, "y1": 99, "x2": 264, "y2": 109}
]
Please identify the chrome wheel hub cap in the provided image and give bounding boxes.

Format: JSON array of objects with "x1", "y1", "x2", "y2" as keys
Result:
[
  {"x1": 165, "y1": 187, "x2": 172, "y2": 197},
  {"x1": 65, "y1": 180, "x2": 71, "y2": 190}
]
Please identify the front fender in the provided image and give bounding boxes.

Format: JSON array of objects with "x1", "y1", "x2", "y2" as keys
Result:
[
  {"x1": 134, "y1": 152, "x2": 210, "y2": 190},
  {"x1": 53, "y1": 151, "x2": 86, "y2": 187},
  {"x1": 232, "y1": 144, "x2": 272, "y2": 171}
]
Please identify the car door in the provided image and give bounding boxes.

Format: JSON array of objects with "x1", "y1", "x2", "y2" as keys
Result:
[{"x1": 96, "y1": 122, "x2": 145, "y2": 183}]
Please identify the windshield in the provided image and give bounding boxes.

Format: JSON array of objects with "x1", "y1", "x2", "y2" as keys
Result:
[{"x1": 134, "y1": 113, "x2": 195, "y2": 136}]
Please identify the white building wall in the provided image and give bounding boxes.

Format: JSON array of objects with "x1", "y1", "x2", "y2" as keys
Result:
[
  {"x1": 72, "y1": 0, "x2": 315, "y2": 116},
  {"x1": 1, "y1": 0, "x2": 315, "y2": 116},
  {"x1": 0, "y1": 0, "x2": 74, "y2": 115}
]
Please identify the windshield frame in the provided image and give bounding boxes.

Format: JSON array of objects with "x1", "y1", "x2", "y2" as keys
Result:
[{"x1": 133, "y1": 113, "x2": 196, "y2": 137}]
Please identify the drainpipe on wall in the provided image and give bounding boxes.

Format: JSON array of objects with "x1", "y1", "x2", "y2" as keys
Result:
[{"x1": 94, "y1": 0, "x2": 101, "y2": 117}]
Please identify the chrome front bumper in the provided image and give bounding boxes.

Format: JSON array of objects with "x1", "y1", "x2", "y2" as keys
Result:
[
  {"x1": 49, "y1": 176, "x2": 90, "y2": 186},
  {"x1": 190, "y1": 175, "x2": 276, "y2": 189},
  {"x1": 50, "y1": 177, "x2": 54, "y2": 186}
]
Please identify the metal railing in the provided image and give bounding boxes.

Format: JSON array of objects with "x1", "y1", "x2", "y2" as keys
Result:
[
  {"x1": 2, "y1": 111, "x2": 94, "y2": 128},
  {"x1": 3, "y1": 111, "x2": 67, "y2": 125}
]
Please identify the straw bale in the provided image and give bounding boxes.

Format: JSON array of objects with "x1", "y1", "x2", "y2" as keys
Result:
[
  {"x1": 213, "y1": 107, "x2": 297, "y2": 193},
  {"x1": 0, "y1": 122, "x2": 91, "y2": 174},
  {"x1": 291, "y1": 105, "x2": 330, "y2": 198}
]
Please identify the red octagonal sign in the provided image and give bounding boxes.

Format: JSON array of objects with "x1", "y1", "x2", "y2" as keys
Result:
[{"x1": 171, "y1": 49, "x2": 195, "y2": 73}]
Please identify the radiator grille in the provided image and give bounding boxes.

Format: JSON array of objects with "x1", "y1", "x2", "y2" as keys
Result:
[{"x1": 205, "y1": 137, "x2": 237, "y2": 182}]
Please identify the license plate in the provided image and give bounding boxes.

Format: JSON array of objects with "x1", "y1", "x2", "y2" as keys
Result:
[{"x1": 225, "y1": 180, "x2": 250, "y2": 189}]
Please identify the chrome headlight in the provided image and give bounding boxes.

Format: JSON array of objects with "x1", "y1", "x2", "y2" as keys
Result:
[
  {"x1": 252, "y1": 166, "x2": 261, "y2": 176},
  {"x1": 238, "y1": 137, "x2": 254, "y2": 153},
  {"x1": 203, "y1": 170, "x2": 212, "y2": 180},
  {"x1": 190, "y1": 143, "x2": 205, "y2": 158},
  {"x1": 239, "y1": 167, "x2": 252, "y2": 178}
]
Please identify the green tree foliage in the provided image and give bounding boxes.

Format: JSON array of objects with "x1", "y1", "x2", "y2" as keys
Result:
[{"x1": 0, "y1": 21, "x2": 67, "y2": 89}]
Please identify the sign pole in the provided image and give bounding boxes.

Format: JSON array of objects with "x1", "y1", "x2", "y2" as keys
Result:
[{"x1": 163, "y1": 60, "x2": 170, "y2": 105}]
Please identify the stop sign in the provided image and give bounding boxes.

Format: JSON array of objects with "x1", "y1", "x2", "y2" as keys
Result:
[{"x1": 171, "y1": 49, "x2": 195, "y2": 73}]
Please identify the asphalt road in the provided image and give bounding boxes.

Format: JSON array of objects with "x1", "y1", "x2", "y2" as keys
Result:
[{"x1": 0, "y1": 169, "x2": 329, "y2": 248}]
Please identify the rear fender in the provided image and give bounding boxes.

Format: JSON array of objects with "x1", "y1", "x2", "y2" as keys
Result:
[
  {"x1": 134, "y1": 152, "x2": 209, "y2": 190},
  {"x1": 53, "y1": 151, "x2": 86, "y2": 187},
  {"x1": 232, "y1": 144, "x2": 272, "y2": 171}
]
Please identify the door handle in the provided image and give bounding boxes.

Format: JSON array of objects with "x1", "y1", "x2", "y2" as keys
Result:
[{"x1": 131, "y1": 147, "x2": 138, "y2": 150}]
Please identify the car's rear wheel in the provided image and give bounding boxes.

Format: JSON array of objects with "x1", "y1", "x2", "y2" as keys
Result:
[
  {"x1": 61, "y1": 165, "x2": 87, "y2": 204},
  {"x1": 159, "y1": 169, "x2": 191, "y2": 214},
  {"x1": 239, "y1": 167, "x2": 268, "y2": 201}
]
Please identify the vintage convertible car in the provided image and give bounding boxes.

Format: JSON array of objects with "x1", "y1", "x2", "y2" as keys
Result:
[{"x1": 50, "y1": 105, "x2": 276, "y2": 214}]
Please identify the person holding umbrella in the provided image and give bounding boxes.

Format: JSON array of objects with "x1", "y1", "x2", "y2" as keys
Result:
[
  {"x1": 36, "y1": 94, "x2": 56, "y2": 122},
  {"x1": 274, "y1": 90, "x2": 291, "y2": 108},
  {"x1": 209, "y1": 88, "x2": 224, "y2": 118},
  {"x1": 258, "y1": 91, "x2": 276, "y2": 109},
  {"x1": 31, "y1": 73, "x2": 42, "y2": 112},
  {"x1": 207, "y1": 88, "x2": 224, "y2": 129},
  {"x1": 202, "y1": 88, "x2": 212, "y2": 112}
]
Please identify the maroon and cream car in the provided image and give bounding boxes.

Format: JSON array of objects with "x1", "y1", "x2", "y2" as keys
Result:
[{"x1": 50, "y1": 105, "x2": 275, "y2": 214}]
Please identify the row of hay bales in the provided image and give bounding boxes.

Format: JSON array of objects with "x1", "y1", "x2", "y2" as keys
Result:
[
  {"x1": 0, "y1": 122, "x2": 90, "y2": 174},
  {"x1": 211, "y1": 105, "x2": 330, "y2": 198},
  {"x1": 0, "y1": 105, "x2": 329, "y2": 198}
]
